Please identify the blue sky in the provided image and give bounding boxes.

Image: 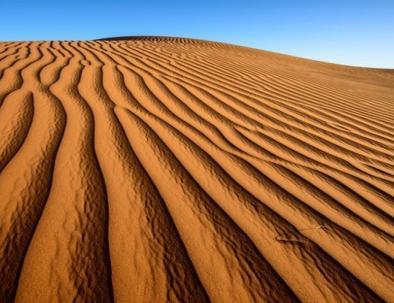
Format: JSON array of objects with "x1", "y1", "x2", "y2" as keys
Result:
[{"x1": 1, "y1": 0, "x2": 393, "y2": 68}]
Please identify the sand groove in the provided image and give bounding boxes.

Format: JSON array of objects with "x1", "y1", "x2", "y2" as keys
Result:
[{"x1": 0, "y1": 38, "x2": 393, "y2": 303}]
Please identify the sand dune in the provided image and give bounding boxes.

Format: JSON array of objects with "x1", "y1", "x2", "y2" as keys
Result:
[{"x1": 0, "y1": 37, "x2": 393, "y2": 302}]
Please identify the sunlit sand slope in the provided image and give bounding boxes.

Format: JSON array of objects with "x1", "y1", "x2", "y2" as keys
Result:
[{"x1": 0, "y1": 37, "x2": 393, "y2": 303}]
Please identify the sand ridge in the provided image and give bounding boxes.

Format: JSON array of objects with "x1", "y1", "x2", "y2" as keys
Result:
[{"x1": 0, "y1": 38, "x2": 393, "y2": 302}]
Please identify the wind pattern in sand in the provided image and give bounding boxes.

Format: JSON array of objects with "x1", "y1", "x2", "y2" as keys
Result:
[{"x1": 0, "y1": 38, "x2": 393, "y2": 303}]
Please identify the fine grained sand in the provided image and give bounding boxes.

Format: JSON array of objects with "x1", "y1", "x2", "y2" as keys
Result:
[{"x1": 0, "y1": 37, "x2": 393, "y2": 303}]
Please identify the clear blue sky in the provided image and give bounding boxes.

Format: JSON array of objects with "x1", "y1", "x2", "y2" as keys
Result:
[{"x1": 1, "y1": 0, "x2": 393, "y2": 68}]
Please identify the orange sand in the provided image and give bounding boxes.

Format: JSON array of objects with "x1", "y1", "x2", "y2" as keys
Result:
[{"x1": 0, "y1": 37, "x2": 393, "y2": 302}]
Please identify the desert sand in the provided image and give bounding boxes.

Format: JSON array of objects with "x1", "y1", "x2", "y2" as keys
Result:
[{"x1": 0, "y1": 37, "x2": 393, "y2": 302}]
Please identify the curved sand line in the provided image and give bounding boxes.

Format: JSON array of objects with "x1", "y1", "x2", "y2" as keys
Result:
[{"x1": 0, "y1": 38, "x2": 393, "y2": 303}]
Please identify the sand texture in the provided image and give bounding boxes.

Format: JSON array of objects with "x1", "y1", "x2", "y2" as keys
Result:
[{"x1": 0, "y1": 37, "x2": 393, "y2": 303}]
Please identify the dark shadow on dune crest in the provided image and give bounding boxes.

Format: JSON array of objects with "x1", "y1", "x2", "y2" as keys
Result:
[{"x1": 96, "y1": 35, "x2": 205, "y2": 41}]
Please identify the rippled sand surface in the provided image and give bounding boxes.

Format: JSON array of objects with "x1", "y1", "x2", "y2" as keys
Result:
[{"x1": 0, "y1": 37, "x2": 393, "y2": 302}]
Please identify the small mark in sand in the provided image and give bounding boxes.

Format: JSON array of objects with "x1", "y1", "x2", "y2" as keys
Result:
[{"x1": 276, "y1": 225, "x2": 328, "y2": 244}]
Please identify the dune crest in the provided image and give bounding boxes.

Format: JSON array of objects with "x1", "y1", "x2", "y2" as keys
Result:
[{"x1": 0, "y1": 38, "x2": 393, "y2": 303}]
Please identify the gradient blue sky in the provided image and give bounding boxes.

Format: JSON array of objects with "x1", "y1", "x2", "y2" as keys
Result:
[{"x1": 1, "y1": 0, "x2": 393, "y2": 67}]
